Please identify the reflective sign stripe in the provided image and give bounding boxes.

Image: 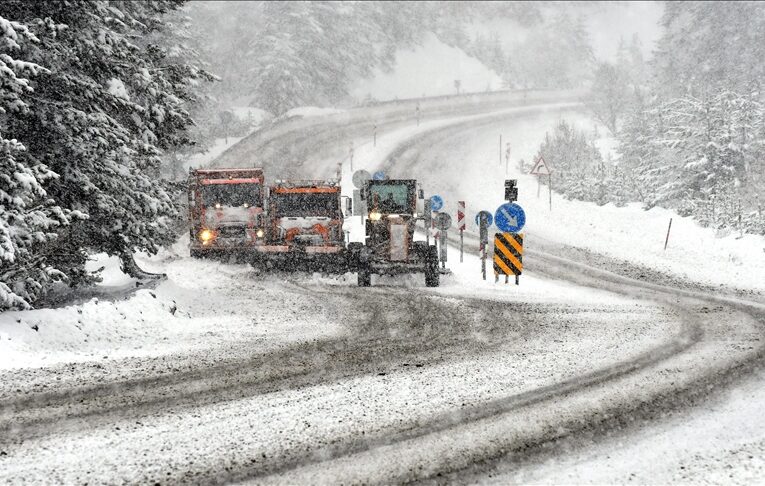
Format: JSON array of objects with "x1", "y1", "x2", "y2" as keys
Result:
[
  {"x1": 492, "y1": 232, "x2": 523, "y2": 276},
  {"x1": 457, "y1": 201, "x2": 465, "y2": 230}
]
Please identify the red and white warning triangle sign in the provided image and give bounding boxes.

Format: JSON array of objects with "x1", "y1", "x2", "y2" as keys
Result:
[{"x1": 529, "y1": 156, "x2": 552, "y2": 175}]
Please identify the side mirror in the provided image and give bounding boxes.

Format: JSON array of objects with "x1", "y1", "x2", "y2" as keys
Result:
[
  {"x1": 345, "y1": 197, "x2": 352, "y2": 216},
  {"x1": 418, "y1": 188, "x2": 424, "y2": 200}
]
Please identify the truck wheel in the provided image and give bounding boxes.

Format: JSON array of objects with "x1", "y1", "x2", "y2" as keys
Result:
[
  {"x1": 425, "y1": 246, "x2": 439, "y2": 287},
  {"x1": 347, "y1": 242, "x2": 364, "y2": 271},
  {"x1": 190, "y1": 249, "x2": 204, "y2": 259},
  {"x1": 358, "y1": 265, "x2": 372, "y2": 287}
]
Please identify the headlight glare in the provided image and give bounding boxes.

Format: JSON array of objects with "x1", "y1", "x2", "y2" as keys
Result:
[{"x1": 199, "y1": 229, "x2": 215, "y2": 243}]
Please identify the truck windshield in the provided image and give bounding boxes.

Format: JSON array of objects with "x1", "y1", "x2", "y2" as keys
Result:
[
  {"x1": 369, "y1": 184, "x2": 411, "y2": 213},
  {"x1": 201, "y1": 183, "x2": 262, "y2": 207},
  {"x1": 274, "y1": 193, "x2": 339, "y2": 218}
]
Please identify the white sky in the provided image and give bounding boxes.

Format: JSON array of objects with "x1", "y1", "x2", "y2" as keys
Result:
[
  {"x1": 473, "y1": 1, "x2": 665, "y2": 62},
  {"x1": 582, "y1": 1, "x2": 665, "y2": 60}
]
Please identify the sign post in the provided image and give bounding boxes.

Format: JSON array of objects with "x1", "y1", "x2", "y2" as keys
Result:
[
  {"x1": 493, "y1": 202, "x2": 526, "y2": 285},
  {"x1": 476, "y1": 211, "x2": 493, "y2": 280},
  {"x1": 434, "y1": 212, "x2": 452, "y2": 271},
  {"x1": 352, "y1": 169, "x2": 372, "y2": 223},
  {"x1": 457, "y1": 201, "x2": 465, "y2": 262},
  {"x1": 529, "y1": 156, "x2": 553, "y2": 211}
]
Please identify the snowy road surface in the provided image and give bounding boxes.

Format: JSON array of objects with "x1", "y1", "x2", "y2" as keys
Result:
[{"x1": 1, "y1": 92, "x2": 764, "y2": 484}]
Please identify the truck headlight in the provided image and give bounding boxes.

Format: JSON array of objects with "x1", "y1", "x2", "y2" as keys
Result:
[
  {"x1": 369, "y1": 211, "x2": 382, "y2": 221},
  {"x1": 199, "y1": 229, "x2": 215, "y2": 243},
  {"x1": 256, "y1": 228, "x2": 265, "y2": 238}
]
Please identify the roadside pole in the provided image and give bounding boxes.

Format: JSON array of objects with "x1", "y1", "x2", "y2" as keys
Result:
[
  {"x1": 477, "y1": 211, "x2": 491, "y2": 281},
  {"x1": 549, "y1": 173, "x2": 552, "y2": 211},
  {"x1": 505, "y1": 142, "x2": 511, "y2": 176},
  {"x1": 664, "y1": 217, "x2": 673, "y2": 250},
  {"x1": 457, "y1": 201, "x2": 465, "y2": 263},
  {"x1": 373, "y1": 124, "x2": 377, "y2": 147}
]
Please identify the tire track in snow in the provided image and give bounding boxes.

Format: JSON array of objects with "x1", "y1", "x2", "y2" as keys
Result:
[{"x1": 281, "y1": 113, "x2": 765, "y2": 484}]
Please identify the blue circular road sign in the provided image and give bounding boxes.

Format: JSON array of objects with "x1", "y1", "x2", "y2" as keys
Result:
[
  {"x1": 494, "y1": 202, "x2": 526, "y2": 233},
  {"x1": 475, "y1": 210, "x2": 493, "y2": 227},
  {"x1": 373, "y1": 171, "x2": 386, "y2": 181},
  {"x1": 430, "y1": 195, "x2": 444, "y2": 212}
]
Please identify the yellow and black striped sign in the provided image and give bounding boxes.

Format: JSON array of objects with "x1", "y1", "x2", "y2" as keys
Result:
[{"x1": 493, "y1": 232, "x2": 523, "y2": 276}]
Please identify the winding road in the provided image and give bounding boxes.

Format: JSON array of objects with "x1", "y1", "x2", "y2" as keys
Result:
[{"x1": 1, "y1": 91, "x2": 763, "y2": 484}]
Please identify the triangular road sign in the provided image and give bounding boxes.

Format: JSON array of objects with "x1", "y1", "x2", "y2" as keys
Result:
[{"x1": 529, "y1": 156, "x2": 552, "y2": 175}]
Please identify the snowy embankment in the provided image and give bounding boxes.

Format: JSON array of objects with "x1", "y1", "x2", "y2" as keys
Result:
[
  {"x1": 0, "y1": 237, "x2": 342, "y2": 370},
  {"x1": 184, "y1": 107, "x2": 270, "y2": 170}
]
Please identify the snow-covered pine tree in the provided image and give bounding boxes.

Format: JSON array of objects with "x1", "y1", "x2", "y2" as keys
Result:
[
  {"x1": 2, "y1": 1, "x2": 210, "y2": 300},
  {"x1": 535, "y1": 120, "x2": 608, "y2": 204},
  {"x1": 146, "y1": 6, "x2": 218, "y2": 181},
  {"x1": 0, "y1": 15, "x2": 70, "y2": 309}
]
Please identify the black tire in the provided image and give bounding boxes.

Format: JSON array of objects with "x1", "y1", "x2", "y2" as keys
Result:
[
  {"x1": 425, "y1": 246, "x2": 439, "y2": 287},
  {"x1": 347, "y1": 242, "x2": 364, "y2": 271},
  {"x1": 190, "y1": 249, "x2": 205, "y2": 259},
  {"x1": 358, "y1": 265, "x2": 372, "y2": 287}
]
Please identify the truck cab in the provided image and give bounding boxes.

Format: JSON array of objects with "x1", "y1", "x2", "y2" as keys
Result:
[
  {"x1": 351, "y1": 179, "x2": 439, "y2": 287},
  {"x1": 187, "y1": 168, "x2": 267, "y2": 258},
  {"x1": 260, "y1": 180, "x2": 346, "y2": 270}
]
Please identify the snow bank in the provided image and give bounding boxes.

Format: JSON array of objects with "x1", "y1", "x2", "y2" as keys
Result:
[
  {"x1": 349, "y1": 32, "x2": 504, "y2": 102},
  {"x1": 0, "y1": 239, "x2": 341, "y2": 370}
]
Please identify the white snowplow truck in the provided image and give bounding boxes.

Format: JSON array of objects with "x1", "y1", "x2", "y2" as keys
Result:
[
  {"x1": 349, "y1": 179, "x2": 439, "y2": 287},
  {"x1": 187, "y1": 168, "x2": 267, "y2": 259},
  {"x1": 260, "y1": 180, "x2": 346, "y2": 272}
]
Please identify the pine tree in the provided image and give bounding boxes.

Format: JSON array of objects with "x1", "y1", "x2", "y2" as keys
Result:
[
  {"x1": 0, "y1": 15, "x2": 70, "y2": 309},
  {"x1": 2, "y1": 1, "x2": 210, "y2": 305}
]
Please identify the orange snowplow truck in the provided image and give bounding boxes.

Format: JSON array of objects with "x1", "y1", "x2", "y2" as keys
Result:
[
  {"x1": 187, "y1": 168, "x2": 267, "y2": 258},
  {"x1": 261, "y1": 180, "x2": 346, "y2": 271}
]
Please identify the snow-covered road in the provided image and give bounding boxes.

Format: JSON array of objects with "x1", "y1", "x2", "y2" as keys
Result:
[{"x1": 1, "y1": 91, "x2": 764, "y2": 484}]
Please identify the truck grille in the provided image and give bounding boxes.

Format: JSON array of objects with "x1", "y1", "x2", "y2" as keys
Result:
[{"x1": 217, "y1": 226, "x2": 246, "y2": 239}]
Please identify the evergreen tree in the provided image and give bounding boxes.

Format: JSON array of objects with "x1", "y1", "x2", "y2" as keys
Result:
[
  {"x1": 0, "y1": 15, "x2": 69, "y2": 309},
  {"x1": 1, "y1": 1, "x2": 210, "y2": 306}
]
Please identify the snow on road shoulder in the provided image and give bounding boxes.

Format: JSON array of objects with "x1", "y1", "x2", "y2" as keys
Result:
[
  {"x1": 433, "y1": 238, "x2": 639, "y2": 307},
  {"x1": 0, "y1": 238, "x2": 342, "y2": 371}
]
